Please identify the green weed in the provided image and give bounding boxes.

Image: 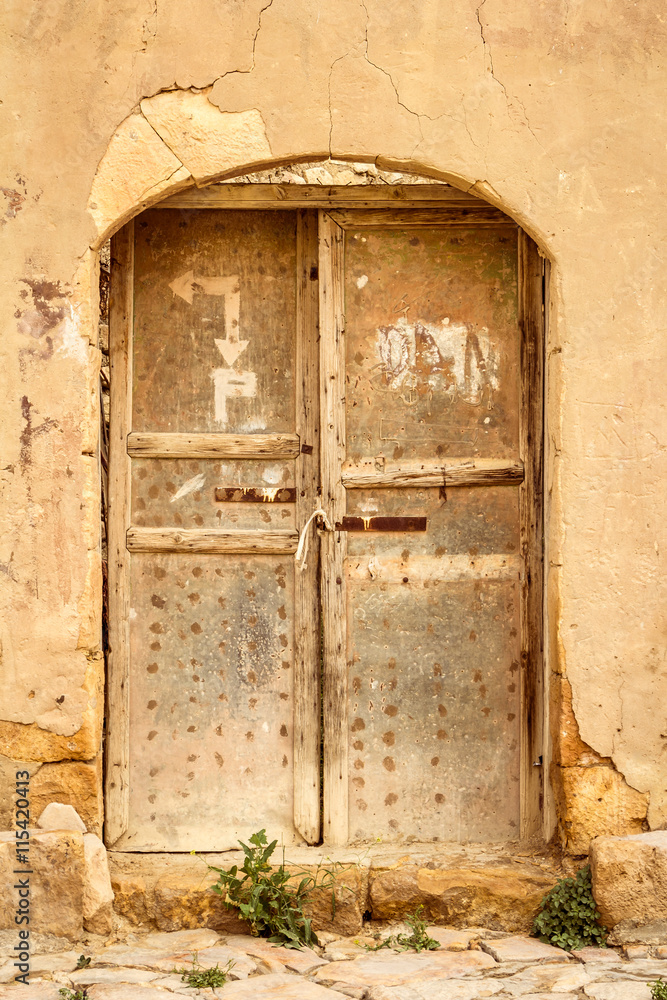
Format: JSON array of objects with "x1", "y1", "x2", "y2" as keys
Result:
[
  {"x1": 366, "y1": 906, "x2": 439, "y2": 953},
  {"x1": 59, "y1": 989, "x2": 89, "y2": 1000},
  {"x1": 532, "y1": 865, "x2": 607, "y2": 951},
  {"x1": 75, "y1": 955, "x2": 91, "y2": 969},
  {"x1": 173, "y1": 952, "x2": 234, "y2": 988},
  {"x1": 201, "y1": 828, "x2": 339, "y2": 950},
  {"x1": 650, "y1": 979, "x2": 667, "y2": 1000}
]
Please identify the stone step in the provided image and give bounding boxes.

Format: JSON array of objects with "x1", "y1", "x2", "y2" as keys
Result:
[{"x1": 108, "y1": 841, "x2": 568, "y2": 937}]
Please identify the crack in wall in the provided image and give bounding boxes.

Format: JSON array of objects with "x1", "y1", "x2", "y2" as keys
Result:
[
  {"x1": 474, "y1": 0, "x2": 556, "y2": 167},
  {"x1": 213, "y1": 0, "x2": 274, "y2": 85}
]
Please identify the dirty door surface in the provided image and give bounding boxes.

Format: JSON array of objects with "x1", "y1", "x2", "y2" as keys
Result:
[
  {"x1": 116, "y1": 209, "x2": 314, "y2": 851},
  {"x1": 320, "y1": 213, "x2": 526, "y2": 844}
]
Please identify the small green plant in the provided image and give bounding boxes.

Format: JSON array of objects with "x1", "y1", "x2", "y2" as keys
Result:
[
  {"x1": 532, "y1": 865, "x2": 607, "y2": 951},
  {"x1": 75, "y1": 955, "x2": 91, "y2": 969},
  {"x1": 650, "y1": 979, "x2": 667, "y2": 1000},
  {"x1": 394, "y1": 906, "x2": 440, "y2": 952},
  {"x1": 202, "y1": 829, "x2": 338, "y2": 949},
  {"x1": 173, "y1": 952, "x2": 234, "y2": 988},
  {"x1": 59, "y1": 989, "x2": 89, "y2": 1000},
  {"x1": 365, "y1": 906, "x2": 439, "y2": 953}
]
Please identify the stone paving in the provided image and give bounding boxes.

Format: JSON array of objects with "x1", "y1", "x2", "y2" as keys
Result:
[{"x1": 0, "y1": 926, "x2": 665, "y2": 1000}]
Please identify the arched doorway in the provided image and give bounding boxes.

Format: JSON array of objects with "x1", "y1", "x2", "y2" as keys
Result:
[{"x1": 104, "y1": 164, "x2": 545, "y2": 851}]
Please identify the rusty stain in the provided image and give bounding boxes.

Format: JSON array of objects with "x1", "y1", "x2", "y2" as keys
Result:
[
  {"x1": 336, "y1": 516, "x2": 427, "y2": 532},
  {"x1": 214, "y1": 486, "x2": 296, "y2": 503}
]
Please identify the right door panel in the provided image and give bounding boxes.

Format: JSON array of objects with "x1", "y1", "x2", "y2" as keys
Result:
[{"x1": 322, "y1": 212, "x2": 533, "y2": 844}]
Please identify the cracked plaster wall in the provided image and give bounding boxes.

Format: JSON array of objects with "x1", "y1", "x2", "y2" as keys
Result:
[{"x1": 1, "y1": 0, "x2": 667, "y2": 847}]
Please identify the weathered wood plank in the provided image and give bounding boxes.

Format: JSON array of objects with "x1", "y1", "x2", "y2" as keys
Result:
[
  {"x1": 293, "y1": 209, "x2": 321, "y2": 845},
  {"x1": 126, "y1": 527, "x2": 298, "y2": 553},
  {"x1": 319, "y1": 211, "x2": 348, "y2": 846},
  {"x1": 341, "y1": 459, "x2": 524, "y2": 489},
  {"x1": 336, "y1": 516, "x2": 427, "y2": 532},
  {"x1": 127, "y1": 432, "x2": 301, "y2": 459},
  {"x1": 157, "y1": 184, "x2": 486, "y2": 210},
  {"x1": 105, "y1": 221, "x2": 134, "y2": 848},
  {"x1": 518, "y1": 230, "x2": 545, "y2": 839},
  {"x1": 328, "y1": 207, "x2": 515, "y2": 229}
]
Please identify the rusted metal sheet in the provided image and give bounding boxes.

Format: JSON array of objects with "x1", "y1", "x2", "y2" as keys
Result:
[
  {"x1": 344, "y1": 226, "x2": 519, "y2": 463},
  {"x1": 215, "y1": 487, "x2": 297, "y2": 503},
  {"x1": 335, "y1": 516, "x2": 427, "y2": 532},
  {"x1": 347, "y1": 578, "x2": 521, "y2": 843},
  {"x1": 126, "y1": 553, "x2": 297, "y2": 851},
  {"x1": 132, "y1": 209, "x2": 297, "y2": 434}
]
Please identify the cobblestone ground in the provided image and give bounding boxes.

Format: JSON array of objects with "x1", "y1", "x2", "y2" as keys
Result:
[{"x1": 0, "y1": 926, "x2": 665, "y2": 1000}]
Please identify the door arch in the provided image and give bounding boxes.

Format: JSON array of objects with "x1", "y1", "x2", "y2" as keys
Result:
[{"x1": 105, "y1": 170, "x2": 544, "y2": 850}]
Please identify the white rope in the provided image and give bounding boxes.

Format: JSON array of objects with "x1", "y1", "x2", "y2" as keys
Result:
[{"x1": 295, "y1": 507, "x2": 333, "y2": 572}]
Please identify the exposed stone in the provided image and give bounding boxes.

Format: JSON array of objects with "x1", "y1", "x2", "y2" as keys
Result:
[
  {"x1": 583, "y1": 984, "x2": 653, "y2": 1000},
  {"x1": 152, "y1": 870, "x2": 249, "y2": 933},
  {"x1": 143, "y1": 928, "x2": 221, "y2": 951},
  {"x1": 557, "y1": 769, "x2": 649, "y2": 855},
  {"x1": 314, "y1": 950, "x2": 496, "y2": 988},
  {"x1": 0, "y1": 654, "x2": 104, "y2": 762},
  {"x1": 0, "y1": 985, "x2": 62, "y2": 1000},
  {"x1": 480, "y1": 937, "x2": 569, "y2": 963},
  {"x1": 83, "y1": 833, "x2": 114, "y2": 935},
  {"x1": 37, "y1": 801, "x2": 87, "y2": 833},
  {"x1": 110, "y1": 873, "x2": 151, "y2": 927},
  {"x1": 369, "y1": 864, "x2": 556, "y2": 932},
  {"x1": 425, "y1": 927, "x2": 487, "y2": 951},
  {"x1": 0, "y1": 830, "x2": 84, "y2": 940},
  {"x1": 223, "y1": 935, "x2": 326, "y2": 974},
  {"x1": 590, "y1": 832, "x2": 667, "y2": 929},
  {"x1": 141, "y1": 91, "x2": 272, "y2": 185},
  {"x1": 624, "y1": 945, "x2": 651, "y2": 959},
  {"x1": 88, "y1": 112, "x2": 192, "y2": 244},
  {"x1": 70, "y1": 967, "x2": 161, "y2": 985},
  {"x1": 29, "y1": 758, "x2": 103, "y2": 838},
  {"x1": 366, "y1": 983, "x2": 504, "y2": 1000},
  {"x1": 211, "y1": 973, "x2": 357, "y2": 998},
  {"x1": 86, "y1": 987, "x2": 174, "y2": 1000},
  {"x1": 324, "y1": 939, "x2": 370, "y2": 961},
  {"x1": 498, "y1": 962, "x2": 591, "y2": 995},
  {"x1": 302, "y1": 864, "x2": 366, "y2": 936},
  {"x1": 607, "y1": 919, "x2": 667, "y2": 946},
  {"x1": 192, "y1": 944, "x2": 257, "y2": 978},
  {"x1": 571, "y1": 947, "x2": 620, "y2": 963},
  {"x1": 551, "y1": 676, "x2": 610, "y2": 768},
  {"x1": 31, "y1": 951, "x2": 80, "y2": 974}
]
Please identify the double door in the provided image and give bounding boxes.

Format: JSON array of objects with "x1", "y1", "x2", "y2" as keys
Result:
[{"x1": 106, "y1": 198, "x2": 543, "y2": 851}]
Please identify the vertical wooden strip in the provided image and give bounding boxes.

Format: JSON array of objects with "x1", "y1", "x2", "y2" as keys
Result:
[
  {"x1": 293, "y1": 210, "x2": 321, "y2": 844},
  {"x1": 518, "y1": 230, "x2": 545, "y2": 839},
  {"x1": 319, "y1": 211, "x2": 348, "y2": 846},
  {"x1": 104, "y1": 222, "x2": 134, "y2": 847}
]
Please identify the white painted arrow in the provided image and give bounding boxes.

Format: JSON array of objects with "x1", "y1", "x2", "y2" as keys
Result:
[{"x1": 168, "y1": 269, "x2": 248, "y2": 366}]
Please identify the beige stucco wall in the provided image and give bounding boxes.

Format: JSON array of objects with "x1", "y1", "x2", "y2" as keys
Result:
[{"x1": 1, "y1": 0, "x2": 666, "y2": 850}]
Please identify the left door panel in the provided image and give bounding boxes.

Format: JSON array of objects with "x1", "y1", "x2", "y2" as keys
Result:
[{"x1": 106, "y1": 209, "x2": 319, "y2": 851}]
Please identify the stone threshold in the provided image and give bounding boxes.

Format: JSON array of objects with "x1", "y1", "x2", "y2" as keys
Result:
[{"x1": 109, "y1": 840, "x2": 575, "y2": 937}]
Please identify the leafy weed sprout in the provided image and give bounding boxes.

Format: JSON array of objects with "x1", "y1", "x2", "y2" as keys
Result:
[
  {"x1": 59, "y1": 989, "x2": 89, "y2": 1000},
  {"x1": 366, "y1": 906, "x2": 439, "y2": 953},
  {"x1": 173, "y1": 952, "x2": 234, "y2": 988},
  {"x1": 200, "y1": 828, "x2": 340, "y2": 949},
  {"x1": 532, "y1": 865, "x2": 607, "y2": 951},
  {"x1": 651, "y1": 979, "x2": 667, "y2": 1000}
]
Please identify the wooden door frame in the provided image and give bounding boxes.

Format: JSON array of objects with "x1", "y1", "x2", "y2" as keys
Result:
[{"x1": 105, "y1": 187, "x2": 545, "y2": 848}]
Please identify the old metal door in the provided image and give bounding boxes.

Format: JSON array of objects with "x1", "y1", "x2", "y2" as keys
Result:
[
  {"x1": 106, "y1": 192, "x2": 543, "y2": 851},
  {"x1": 318, "y1": 209, "x2": 543, "y2": 845}
]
